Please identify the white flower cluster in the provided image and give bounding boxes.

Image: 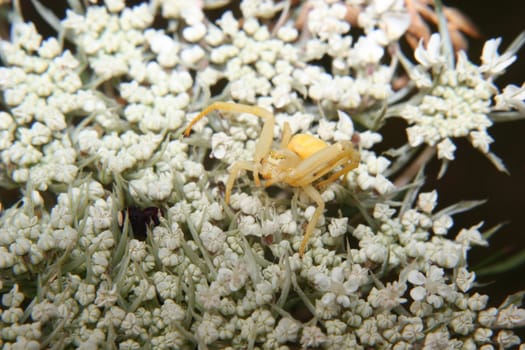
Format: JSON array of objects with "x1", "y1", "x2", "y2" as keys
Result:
[
  {"x1": 0, "y1": 22, "x2": 109, "y2": 190},
  {"x1": 62, "y1": 5, "x2": 154, "y2": 78},
  {"x1": 402, "y1": 33, "x2": 520, "y2": 164},
  {"x1": 0, "y1": 0, "x2": 523, "y2": 349},
  {"x1": 189, "y1": 0, "x2": 401, "y2": 116}
]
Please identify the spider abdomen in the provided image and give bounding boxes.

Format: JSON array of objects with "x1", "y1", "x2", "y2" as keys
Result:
[{"x1": 287, "y1": 134, "x2": 329, "y2": 159}]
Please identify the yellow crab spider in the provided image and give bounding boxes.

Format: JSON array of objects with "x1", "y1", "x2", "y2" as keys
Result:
[{"x1": 184, "y1": 102, "x2": 360, "y2": 256}]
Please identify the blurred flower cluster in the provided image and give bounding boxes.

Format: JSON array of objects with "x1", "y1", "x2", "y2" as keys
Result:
[{"x1": 0, "y1": 0, "x2": 524, "y2": 349}]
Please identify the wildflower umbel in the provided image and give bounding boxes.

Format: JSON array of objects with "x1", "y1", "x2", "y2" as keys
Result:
[
  {"x1": 0, "y1": 1, "x2": 524, "y2": 349},
  {"x1": 402, "y1": 33, "x2": 507, "y2": 167}
]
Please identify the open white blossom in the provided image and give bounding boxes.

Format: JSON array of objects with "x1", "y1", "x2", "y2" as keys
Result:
[
  {"x1": 407, "y1": 265, "x2": 453, "y2": 307},
  {"x1": 494, "y1": 83, "x2": 525, "y2": 111},
  {"x1": 480, "y1": 37, "x2": 517, "y2": 77},
  {"x1": 357, "y1": 0, "x2": 410, "y2": 42},
  {"x1": 414, "y1": 33, "x2": 445, "y2": 68}
]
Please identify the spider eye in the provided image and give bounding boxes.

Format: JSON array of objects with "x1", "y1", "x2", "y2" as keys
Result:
[{"x1": 269, "y1": 150, "x2": 285, "y2": 160}]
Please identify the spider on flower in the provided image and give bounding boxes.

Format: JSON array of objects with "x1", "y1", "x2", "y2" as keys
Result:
[{"x1": 184, "y1": 102, "x2": 360, "y2": 256}]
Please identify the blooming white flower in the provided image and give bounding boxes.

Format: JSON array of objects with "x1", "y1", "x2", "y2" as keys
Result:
[
  {"x1": 333, "y1": 110, "x2": 355, "y2": 141},
  {"x1": 75, "y1": 282, "x2": 96, "y2": 306},
  {"x1": 301, "y1": 325, "x2": 326, "y2": 348},
  {"x1": 480, "y1": 37, "x2": 517, "y2": 77},
  {"x1": 496, "y1": 304, "x2": 525, "y2": 328},
  {"x1": 495, "y1": 330, "x2": 522, "y2": 348},
  {"x1": 368, "y1": 281, "x2": 407, "y2": 310},
  {"x1": 432, "y1": 214, "x2": 453, "y2": 235},
  {"x1": 494, "y1": 83, "x2": 525, "y2": 111},
  {"x1": 356, "y1": 318, "x2": 383, "y2": 346},
  {"x1": 271, "y1": 317, "x2": 300, "y2": 344},
  {"x1": 350, "y1": 35, "x2": 384, "y2": 65},
  {"x1": 417, "y1": 190, "x2": 437, "y2": 214},
  {"x1": 456, "y1": 223, "x2": 488, "y2": 247},
  {"x1": 200, "y1": 222, "x2": 226, "y2": 253},
  {"x1": 414, "y1": 33, "x2": 444, "y2": 68},
  {"x1": 407, "y1": 265, "x2": 453, "y2": 308},
  {"x1": 94, "y1": 282, "x2": 118, "y2": 307},
  {"x1": 307, "y1": 2, "x2": 349, "y2": 41},
  {"x1": 153, "y1": 272, "x2": 179, "y2": 300}
]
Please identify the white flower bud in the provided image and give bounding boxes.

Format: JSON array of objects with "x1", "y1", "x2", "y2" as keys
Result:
[
  {"x1": 105, "y1": 0, "x2": 125, "y2": 13},
  {"x1": 180, "y1": 45, "x2": 205, "y2": 65},
  {"x1": 201, "y1": 223, "x2": 226, "y2": 254},
  {"x1": 183, "y1": 23, "x2": 207, "y2": 42},
  {"x1": 277, "y1": 26, "x2": 298, "y2": 42}
]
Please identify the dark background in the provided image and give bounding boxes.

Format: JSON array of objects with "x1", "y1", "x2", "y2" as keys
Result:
[
  {"x1": 425, "y1": 0, "x2": 525, "y2": 301},
  {"x1": 419, "y1": 3, "x2": 525, "y2": 343}
]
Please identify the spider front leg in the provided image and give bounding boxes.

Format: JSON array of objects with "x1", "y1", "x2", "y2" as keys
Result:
[
  {"x1": 184, "y1": 102, "x2": 275, "y2": 186},
  {"x1": 299, "y1": 184, "x2": 325, "y2": 257},
  {"x1": 280, "y1": 122, "x2": 292, "y2": 149},
  {"x1": 288, "y1": 142, "x2": 360, "y2": 188},
  {"x1": 315, "y1": 148, "x2": 361, "y2": 189},
  {"x1": 224, "y1": 161, "x2": 255, "y2": 204}
]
